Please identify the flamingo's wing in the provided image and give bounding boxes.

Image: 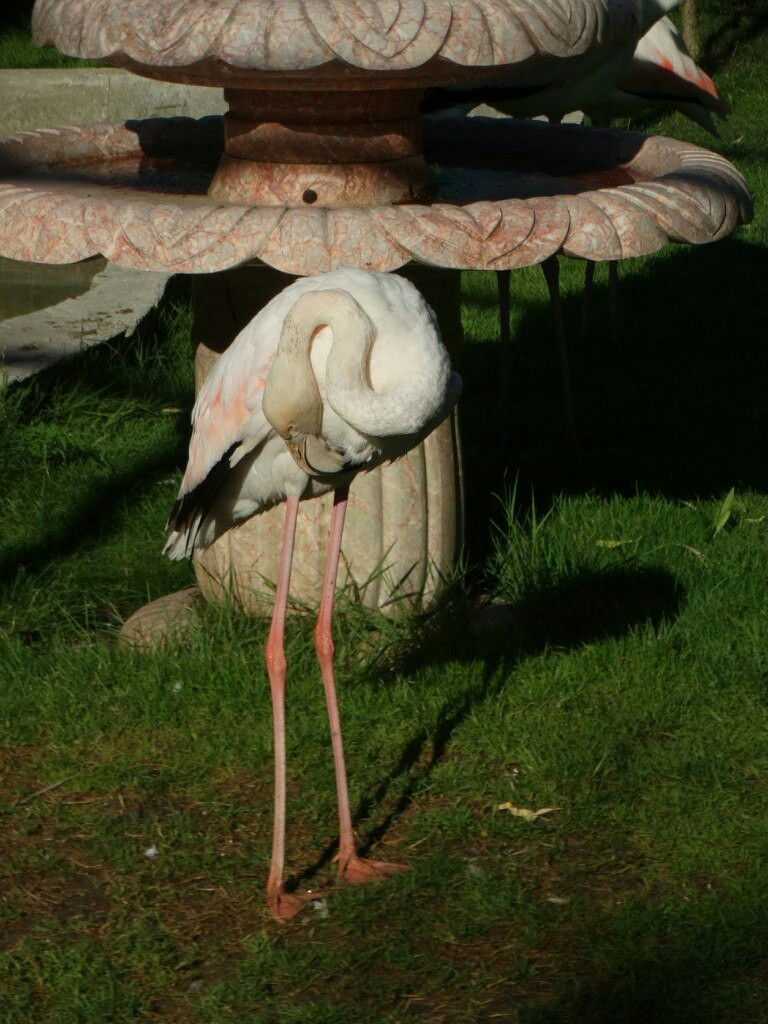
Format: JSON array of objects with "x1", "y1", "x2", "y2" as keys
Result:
[
  {"x1": 180, "y1": 350, "x2": 274, "y2": 500},
  {"x1": 166, "y1": 270, "x2": 363, "y2": 559},
  {"x1": 164, "y1": 318, "x2": 279, "y2": 559}
]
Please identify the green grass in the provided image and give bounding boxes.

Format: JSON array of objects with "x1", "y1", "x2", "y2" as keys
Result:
[
  {"x1": 2, "y1": 10, "x2": 768, "y2": 1024},
  {"x1": 0, "y1": 24, "x2": 100, "y2": 69}
]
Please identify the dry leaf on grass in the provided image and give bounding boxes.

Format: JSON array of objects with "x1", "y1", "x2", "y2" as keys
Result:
[
  {"x1": 496, "y1": 803, "x2": 559, "y2": 821},
  {"x1": 681, "y1": 544, "x2": 707, "y2": 563}
]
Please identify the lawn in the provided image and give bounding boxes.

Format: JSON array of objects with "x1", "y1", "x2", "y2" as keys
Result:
[
  {"x1": 0, "y1": 1, "x2": 97, "y2": 69},
  {"x1": 0, "y1": 26, "x2": 98, "y2": 69},
  {"x1": 2, "y1": 6, "x2": 768, "y2": 1024}
]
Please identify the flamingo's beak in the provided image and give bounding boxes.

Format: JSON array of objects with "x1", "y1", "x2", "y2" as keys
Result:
[{"x1": 286, "y1": 434, "x2": 350, "y2": 480}]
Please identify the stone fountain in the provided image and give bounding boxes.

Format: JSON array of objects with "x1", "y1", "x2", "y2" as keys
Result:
[{"x1": 0, "y1": 0, "x2": 752, "y2": 635}]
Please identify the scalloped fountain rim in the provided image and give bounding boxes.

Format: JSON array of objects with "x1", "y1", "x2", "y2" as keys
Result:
[
  {"x1": 0, "y1": 116, "x2": 753, "y2": 277},
  {"x1": 32, "y1": 0, "x2": 640, "y2": 83}
]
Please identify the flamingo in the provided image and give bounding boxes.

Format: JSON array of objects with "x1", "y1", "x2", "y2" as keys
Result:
[
  {"x1": 424, "y1": 2, "x2": 727, "y2": 449},
  {"x1": 577, "y1": 15, "x2": 728, "y2": 378},
  {"x1": 165, "y1": 269, "x2": 462, "y2": 920},
  {"x1": 422, "y1": 3, "x2": 725, "y2": 136},
  {"x1": 575, "y1": 16, "x2": 728, "y2": 397},
  {"x1": 585, "y1": 16, "x2": 729, "y2": 132},
  {"x1": 421, "y1": 0, "x2": 685, "y2": 124}
]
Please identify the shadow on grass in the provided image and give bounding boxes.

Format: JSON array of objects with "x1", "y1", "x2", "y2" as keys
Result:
[
  {"x1": 460, "y1": 236, "x2": 768, "y2": 559},
  {"x1": 703, "y1": 4, "x2": 768, "y2": 74},
  {"x1": 523, "y1": 895, "x2": 764, "y2": 1024},
  {"x1": 0, "y1": 291, "x2": 193, "y2": 598},
  {"x1": 0, "y1": 442, "x2": 187, "y2": 582},
  {"x1": 294, "y1": 561, "x2": 682, "y2": 884},
  {"x1": 285, "y1": 563, "x2": 766, "y2": 1024}
]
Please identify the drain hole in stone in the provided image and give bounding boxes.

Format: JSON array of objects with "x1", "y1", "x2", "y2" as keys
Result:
[{"x1": 302, "y1": 189, "x2": 318, "y2": 205}]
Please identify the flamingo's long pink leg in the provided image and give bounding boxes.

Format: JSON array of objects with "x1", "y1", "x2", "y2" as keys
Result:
[
  {"x1": 314, "y1": 485, "x2": 407, "y2": 887},
  {"x1": 264, "y1": 495, "x2": 318, "y2": 920}
]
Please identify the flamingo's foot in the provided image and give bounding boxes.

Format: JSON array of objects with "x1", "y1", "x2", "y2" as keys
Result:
[
  {"x1": 336, "y1": 854, "x2": 408, "y2": 886},
  {"x1": 267, "y1": 886, "x2": 323, "y2": 922}
]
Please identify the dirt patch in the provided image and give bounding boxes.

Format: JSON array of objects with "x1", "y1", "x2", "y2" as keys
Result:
[{"x1": 2, "y1": 864, "x2": 112, "y2": 953}]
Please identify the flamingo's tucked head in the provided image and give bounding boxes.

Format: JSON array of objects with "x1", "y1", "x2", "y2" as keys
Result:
[{"x1": 263, "y1": 294, "x2": 359, "y2": 481}]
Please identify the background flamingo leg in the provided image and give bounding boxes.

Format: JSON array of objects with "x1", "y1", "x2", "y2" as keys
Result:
[
  {"x1": 497, "y1": 269, "x2": 511, "y2": 449},
  {"x1": 608, "y1": 260, "x2": 621, "y2": 380},
  {"x1": 580, "y1": 260, "x2": 596, "y2": 359},
  {"x1": 541, "y1": 255, "x2": 578, "y2": 451}
]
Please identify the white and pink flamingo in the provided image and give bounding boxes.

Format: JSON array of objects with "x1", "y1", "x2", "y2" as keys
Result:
[{"x1": 165, "y1": 269, "x2": 461, "y2": 920}]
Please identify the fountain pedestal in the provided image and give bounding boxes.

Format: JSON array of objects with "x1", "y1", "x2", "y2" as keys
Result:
[
  {"x1": 190, "y1": 263, "x2": 464, "y2": 616},
  {"x1": 209, "y1": 88, "x2": 430, "y2": 208}
]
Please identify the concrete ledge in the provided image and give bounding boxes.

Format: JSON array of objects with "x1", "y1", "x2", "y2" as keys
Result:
[
  {"x1": 0, "y1": 67, "x2": 226, "y2": 134},
  {"x1": 0, "y1": 261, "x2": 171, "y2": 383}
]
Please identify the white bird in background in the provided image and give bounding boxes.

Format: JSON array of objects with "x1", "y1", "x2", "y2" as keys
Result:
[
  {"x1": 165, "y1": 269, "x2": 462, "y2": 921},
  {"x1": 572, "y1": 15, "x2": 729, "y2": 408},
  {"x1": 585, "y1": 16, "x2": 729, "y2": 133},
  {"x1": 468, "y1": 6, "x2": 730, "y2": 449},
  {"x1": 421, "y1": 0, "x2": 686, "y2": 124}
]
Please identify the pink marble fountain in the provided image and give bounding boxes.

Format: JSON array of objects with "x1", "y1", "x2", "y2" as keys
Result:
[{"x1": 0, "y1": 0, "x2": 753, "y2": 633}]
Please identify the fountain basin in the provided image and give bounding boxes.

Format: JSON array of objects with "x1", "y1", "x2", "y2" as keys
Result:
[
  {"x1": 31, "y1": 0, "x2": 641, "y2": 88},
  {"x1": 0, "y1": 115, "x2": 751, "y2": 276},
  {"x1": 0, "y1": 254, "x2": 107, "y2": 321}
]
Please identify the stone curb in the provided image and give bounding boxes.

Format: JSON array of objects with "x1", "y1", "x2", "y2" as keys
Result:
[
  {"x1": 0, "y1": 262, "x2": 171, "y2": 383},
  {"x1": 0, "y1": 67, "x2": 226, "y2": 133}
]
